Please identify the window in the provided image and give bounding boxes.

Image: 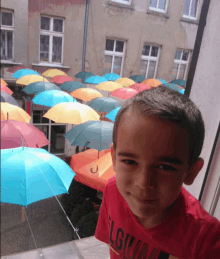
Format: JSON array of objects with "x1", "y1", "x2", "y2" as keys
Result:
[
  {"x1": 170, "y1": 49, "x2": 190, "y2": 81},
  {"x1": 40, "y1": 16, "x2": 64, "y2": 64},
  {"x1": 149, "y1": 0, "x2": 168, "y2": 12},
  {"x1": 140, "y1": 44, "x2": 160, "y2": 79},
  {"x1": 103, "y1": 39, "x2": 125, "y2": 76},
  {"x1": 111, "y1": 0, "x2": 131, "y2": 5},
  {"x1": 0, "y1": 10, "x2": 14, "y2": 60},
  {"x1": 183, "y1": 0, "x2": 199, "y2": 19}
]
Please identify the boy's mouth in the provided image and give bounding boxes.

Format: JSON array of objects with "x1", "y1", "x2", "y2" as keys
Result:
[{"x1": 131, "y1": 194, "x2": 159, "y2": 203}]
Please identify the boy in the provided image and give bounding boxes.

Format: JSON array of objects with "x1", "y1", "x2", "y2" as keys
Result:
[{"x1": 95, "y1": 86, "x2": 220, "y2": 259}]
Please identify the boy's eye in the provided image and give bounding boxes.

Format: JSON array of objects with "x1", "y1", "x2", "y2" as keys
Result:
[
  {"x1": 158, "y1": 165, "x2": 177, "y2": 171},
  {"x1": 122, "y1": 160, "x2": 137, "y2": 165}
]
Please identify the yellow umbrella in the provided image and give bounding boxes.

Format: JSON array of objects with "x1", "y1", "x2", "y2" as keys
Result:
[
  {"x1": 1, "y1": 103, "x2": 31, "y2": 123},
  {"x1": 1, "y1": 78, "x2": 8, "y2": 86},
  {"x1": 70, "y1": 88, "x2": 103, "y2": 102},
  {"x1": 42, "y1": 69, "x2": 67, "y2": 78},
  {"x1": 16, "y1": 75, "x2": 49, "y2": 85},
  {"x1": 95, "y1": 81, "x2": 123, "y2": 92},
  {"x1": 142, "y1": 78, "x2": 162, "y2": 88},
  {"x1": 43, "y1": 102, "x2": 100, "y2": 124},
  {"x1": 115, "y1": 78, "x2": 136, "y2": 87}
]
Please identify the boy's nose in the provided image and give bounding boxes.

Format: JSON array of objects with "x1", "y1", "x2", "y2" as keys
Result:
[{"x1": 135, "y1": 168, "x2": 157, "y2": 190}]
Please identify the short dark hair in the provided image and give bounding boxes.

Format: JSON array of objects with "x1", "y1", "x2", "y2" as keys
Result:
[{"x1": 112, "y1": 86, "x2": 205, "y2": 168}]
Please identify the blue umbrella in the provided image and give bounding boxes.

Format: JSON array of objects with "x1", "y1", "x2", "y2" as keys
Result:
[
  {"x1": 64, "y1": 120, "x2": 113, "y2": 151},
  {"x1": 1, "y1": 91, "x2": 20, "y2": 107},
  {"x1": 85, "y1": 76, "x2": 108, "y2": 84},
  {"x1": 87, "y1": 97, "x2": 121, "y2": 113},
  {"x1": 129, "y1": 75, "x2": 145, "y2": 83},
  {"x1": 32, "y1": 90, "x2": 77, "y2": 107},
  {"x1": 23, "y1": 82, "x2": 61, "y2": 94},
  {"x1": 0, "y1": 75, "x2": 3, "y2": 78},
  {"x1": 157, "y1": 79, "x2": 167, "y2": 84},
  {"x1": 75, "y1": 71, "x2": 94, "y2": 80},
  {"x1": 1, "y1": 147, "x2": 75, "y2": 207},
  {"x1": 60, "y1": 81, "x2": 87, "y2": 92},
  {"x1": 105, "y1": 107, "x2": 121, "y2": 122},
  {"x1": 179, "y1": 89, "x2": 185, "y2": 95},
  {"x1": 103, "y1": 73, "x2": 120, "y2": 81},
  {"x1": 170, "y1": 79, "x2": 186, "y2": 87},
  {"x1": 161, "y1": 83, "x2": 182, "y2": 92},
  {"x1": 12, "y1": 69, "x2": 40, "y2": 79}
]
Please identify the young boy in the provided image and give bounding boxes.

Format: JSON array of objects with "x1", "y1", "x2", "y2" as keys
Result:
[{"x1": 95, "y1": 86, "x2": 220, "y2": 259}]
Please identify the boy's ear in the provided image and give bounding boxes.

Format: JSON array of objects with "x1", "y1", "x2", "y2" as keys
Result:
[
  {"x1": 110, "y1": 143, "x2": 116, "y2": 169},
  {"x1": 184, "y1": 158, "x2": 204, "y2": 185}
]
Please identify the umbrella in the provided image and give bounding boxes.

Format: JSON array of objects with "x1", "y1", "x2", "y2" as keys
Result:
[
  {"x1": 142, "y1": 78, "x2": 162, "y2": 87},
  {"x1": 115, "y1": 78, "x2": 136, "y2": 87},
  {"x1": 1, "y1": 147, "x2": 75, "y2": 207},
  {"x1": 1, "y1": 92, "x2": 20, "y2": 107},
  {"x1": 42, "y1": 69, "x2": 67, "y2": 78},
  {"x1": 43, "y1": 102, "x2": 100, "y2": 124},
  {"x1": 50, "y1": 75, "x2": 73, "y2": 84},
  {"x1": 129, "y1": 83, "x2": 151, "y2": 92},
  {"x1": 70, "y1": 88, "x2": 103, "y2": 102},
  {"x1": 64, "y1": 120, "x2": 114, "y2": 151},
  {"x1": 1, "y1": 120, "x2": 50, "y2": 149},
  {"x1": 60, "y1": 81, "x2": 87, "y2": 92},
  {"x1": 105, "y1": 107, "x2": 121, "y2": 122},
  {"x1": 0, "y1": 75, "x2": 3, "y2": 78},
  {"x1": 170, "y1": 79, "x2": 186, "y2": 87},
  {"x1": 129, "y1": 75, "x2": 145, "y2": 83},
  {"x1": 32, "y1": 90, "x2": 77, "y2": 108},
  {"x1": 157, "y1": 79, "x2": 167, "y2": 84},
  {"x1": 1, "y1": 78, "x2": 8, "y2": 86},
  {"x1": 87, "y1": 97, "x2": 121, "y2": 113},
  {"x1": 85, "y1": 76, "x2": 108, "y2": 84},
  {"x1": 16, "y1": 75, "x2": 49, "y2": 85},
  {"x1": 111, "y1": 88, "x2": 139, "y2": 99},
  {"x1": 75, "y1": 71, "x2": 94, "y2": 80},
  {"x1": 22, "y1": 81, "x2": 61, "y2": 95},
  {"x1": 7, "y1": 65, "x2": 29, "y2": 73},
  {"x1": 95, "y1": 81, "x2": 123, "y2": 92},
  {"x1": 179, "y1": 89, "x2": 185, "y2": 95},
  {"x1": 12, "y1": 69, "x2": 40, "y2": 79},
  {"x1": 103, "y1": 73, "x2": 120, "y2": 81},
  {"x1": 161, "y1": 83, "x2": 182, "y2": 92},
  {"x1": 1, "y1": 103, "x2": 31, "y2": 123},
  {"x1": 1, "y1": 84, "x2": 13, "y2": 95}
]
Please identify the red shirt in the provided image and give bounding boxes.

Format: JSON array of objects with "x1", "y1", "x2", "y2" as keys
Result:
[{"x1": 95, "y1": 176, "x2": 220, "y2": 259}]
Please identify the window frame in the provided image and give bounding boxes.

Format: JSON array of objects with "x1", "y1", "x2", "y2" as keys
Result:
[
  {"x1": 182, "y1": 0, "x2": 200, "y2": 20},
  {"x1": 110, "y1": 0, "x2": 132, "y2": 5},
  {"x1": 149, "y1": 0, "x2": 169, "y2": 13}
]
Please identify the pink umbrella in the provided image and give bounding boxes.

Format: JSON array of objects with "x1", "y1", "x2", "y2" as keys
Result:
[
  {"x1": 110, "y1": 88, "x2": 139, "y2": 99},
  {"x1": 1, "y1": 84, "x2": 13, "y2": 95},
  {"x1": 1, "y1": 120, "x2": 50, "y2": 149},
  {"x1": 129, "y1": 83, "x2": 152, "y2": 92},
  {"x1": 50, "y1": 75, "x2": 73, "y2": 84}
]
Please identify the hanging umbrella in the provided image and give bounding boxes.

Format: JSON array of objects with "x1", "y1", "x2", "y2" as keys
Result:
[
  {"x1": 129, "y1": 83, "x2": 151, "y2": 92},
  {"x1": 42, "y1": 69, "x2": 67, "y2": 78},
  {"x1": 142, "y1": 78, "x2": 162, "y2": 87},
  {"x1": 16, "y1": 75, "x2": 49, "y2": 85},
  {"x1": 85, "y1": 76, "x2": 108, "y2": 84},
  {"x1": 179, "y1": 89, "x2": 185, "y2": 95},
  {"x1": 103, "y1": 73, "x2": 120, "y2": 81},
  {"x1": 1, "y1": 103, "x2": 31, "y2": 123},
  {"x1": 115, "y1": 78, "x2": 136, "y2": 87},
  {"x1": 161, "y1": 83, "x2": 182, "y2": 92},
  {"x1": 32, "y1": 90, "x2": 77, "y2": 107},
  {"x1": 70, "y1": 88, "x2": 103, "y2": 102},
  {"x1": 22, "y1": 81, "x2": 61, "y2": 95},
  {"x1": 12, "y1": 69, "x2": 40, "y2": 79},
  {"x1": 1, "y1": 84, "x2": 13, "y2": 96},
  {"x1": 1, "y1": 120, "x2": 50, "y2": 149},
  {"x1": 43, "y1": 102, "x2": 100, "y2": 124},
  {"x1": 111, "y1": 88, "x2": 139, "y2": 99},
  {"x1": 7, "y1": 65, "x2": 29, "y2": 73},
  {"x1": 50, "y1": 75, "x2": 73, "y2": 84},
  {"x1": 1, "y1": 92, "x2": 20, "y2": 107},
  {"x1": 157, "y1": 79, "x2": 167, "y2": 84},
  {"x1": 87, "y1": 97, "x2": 121, "y2": 113},
  {"x1": 95, "y1": 81, "x2": 123, "y2": 92},
  {"x1": 1, "y1": 78, "x2": 8, "y2": 86},
  {"x1": 170, "y1": 79, "x2": 186, "y2": 87},
  {"x1": 129, "y1": 75, "x2": 145, "y2": 83},
  {"x1": 75, "y1": 71, "x2": 94, "y2": 80},
  {"x1": 105, "y1": 107, "x2": 121, "y2": 122},
  {"x1": 60, "y1": 81, "x2": 87, "y2": 92}
]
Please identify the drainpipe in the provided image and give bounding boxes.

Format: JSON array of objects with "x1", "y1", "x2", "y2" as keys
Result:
[{"x1": 82, "y1": 0, "x2": 90, "y2": 74}]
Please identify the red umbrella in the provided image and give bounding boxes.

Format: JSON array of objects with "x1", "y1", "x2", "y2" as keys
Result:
[
  {"x1": 1, "y1": 120, "x2": 50, "y2": 149},
  {"x1": 129, "y1": 83, "x2": 152, "y2": 92},
  {"x1": 1, "y1": 84, "x2": 13, "y2": 95},
  {"x1": 111, "y1": 88, "x2": 139, "y2": 99},
  {"x1": 7, "y1": 65, "x2": 30, "y2": 73},
  {"x1": 50, "y1": 75, "x2": 73, "y2": 84}
]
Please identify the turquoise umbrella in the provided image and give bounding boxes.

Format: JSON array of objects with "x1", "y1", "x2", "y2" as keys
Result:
[
  {"x1": 32, "y1": 90, "x2": 77, "y2": 107},
  {"x1": 1, "y1": 91, "x2": 20, "y2": 107},
  {"x1": 129, "y1": 75, "x2": 145, "y2": 83},
  {"x1": 105, "y1": 107, "x2": 121, "y2": 122},
  {"x1": 170, "y1": 79, "x2": 186, "y2": 87},
  {"x1": 87, "y1": 97, "x2": 121, "y2": 113},
  {"x1": 12, "y1": 69, "x2": 40, "y2": 79},
  {"x1": 103, "y1": 73, "x2": 120, "y2": 81},
  {"x1": 85, "y1": 76, "x2": 108, "y2": 84},
  {"x1": 179, "y1": 89, "x2": 185, "y2": 95},
  {"x1": 161, "y1": 83, "x2": 182, "y2": 92},
  {"x1": 157, "y1": 79, "x2": 167, "y2": 84},
  {"x1": 60, "y1": 81, "x2": 87, "y2": 92},
  {"x1": 23, "y1": 82, "x2": 61, "y2": 94},
  {"x1": 1, "y1": 147, "x2": 75, "y2": 207},
  {"x1": 75, "y1": 71, "x2": 94, "y2": 80}
]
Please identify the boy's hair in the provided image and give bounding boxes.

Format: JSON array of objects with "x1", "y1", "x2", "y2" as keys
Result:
[{"x1": 112, "y1": 86, "x2": 205, "y2": 168}]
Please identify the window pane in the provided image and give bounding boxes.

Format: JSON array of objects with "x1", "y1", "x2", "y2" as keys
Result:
[
  {"x1": 113, "y1": 56, "x2": 122, "y2": 75},
  {"x1": 40, "y1": 35, "x2": 49, "y2": 62},
  {"x1": 103, "y1": 55, "x2": 113, "y2": 74},
  {"x1": 159, "y1": 0, "x2": 166, "y2": 10},
  {"x1": 115, "y1": 41, "x2": 124, "y2": 53},
  {"x1": 34, "y1": 125, "x2": 49, "y2": 151},
  {"x1": 150, "y1": 0, "x2": 157, "y2": 8},
  {"x1": 7, "y1": 31, "x2": 13, "y2": 59},
  {"x1": 0, "y1": 30, "x2": 6, "y2": 60},
  {"x1": 147, "y1": 60, "x2": 156, "y2": 78},
  {"x1": 171, "y1": 63, "x2": 179, "y2": 81},
  {"x1": 50, "y1": 125, "x2": 66, "y2": 154},
  {"x1": 2, "y1": 12, "x2": 13, "y2": 26},
  {"x1": 183, "y1": 0, "x2": 190, "y2": 16},
  {"x1": 140, "y1": 60, "x2": 148, "y2": 77},
  {"x1": 142, "y1": 45, "x2": 150, "y2": 56},
  {"x1": 33, "y1": 110, "x2": 49, "y2": 123},
  {"x1": 175, "y1": 50, "x2": 182, "y2": 60},
  {"x1": 182, "y1": 51, "x2": 189, "y2": 61},
  {"x1": 53, "y1": 19, "x2": 63, "y2": 32},
  {"x1": 105, "y1": 39, "x2": 114, "y2": 51},
  {"x1": 52, "y1": 36, "x2": 62, "y2": 63},
  {"x1": 41, "y1": 17, "x2": 50, "y2": 30},
  {"x1": 190, "y1": 0, "x2": 198, "y2": 17},
  {"x1": 151, "y1": 46, "x2": 159, "y2": 57},
  {"x1": 178, "y1": 64, "x2": 186, "y2": 79}
]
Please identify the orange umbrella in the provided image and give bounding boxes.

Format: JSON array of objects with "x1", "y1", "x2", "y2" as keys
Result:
[
  {"x1": 1, "y1": 78, "x2": 7, "y2": 86},
  {"x1": 50, "y1": 75, "x2": 73, "y2": 84},
  {"x1": 142, "y1": 78, "x2": 162, "y2": 88},
  {"x1": 1, "y1": 84, "x2": 13, "y2": 95},
  {"x1": 1, "y1": 103, "x2": 31, "y2": 123},
  {"x1": 70, "y1": 88, "x2": 103, "y2": 102}
]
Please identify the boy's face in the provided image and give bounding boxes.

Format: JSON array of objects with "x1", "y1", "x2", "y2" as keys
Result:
[{"x1": 111, "y1": 107, "x2": 203, "y2": 225}]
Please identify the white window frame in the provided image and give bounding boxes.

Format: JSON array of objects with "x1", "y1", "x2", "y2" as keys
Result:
[
  {"x1": 104, "y1": 39, "x2": 126, "y2": 77},
  {"x1": 111, "y1": 0, "x2": 131, "y2": 5},
  {"x1": 182, "y1": 0, "x2": 200, "y2": 20},
  {"x1": 39, "y1": 15, "x2": 65, "y2": 65},
  {"x1": 141, "y1": 44, "x2": 161, "y2": 79},
  {"x1": 0, "y1": 9, "x2": 14, "y2": 61},
  {"x1": 149, "y1": 0, "x2": 169, "y2": 13}
]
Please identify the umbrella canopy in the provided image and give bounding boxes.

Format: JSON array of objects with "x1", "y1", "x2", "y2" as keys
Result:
[
  {"x1": 1, "y1": 84, "x2": 13, "y2": 95},
  {"x1": 7, "y1": 65, "x2": 29, "y2": 73},
  {"x1": 70, "y1": 88, "x2": 103, "y2": 102},
  {"x1": 32, "y1": 90, "x2": 77, "y2": 108},
  {"x1": 115, "y1": 78, "x2": 136, "y2": 87},
  {"x1": 42, "y1": 69, "x2": 67, "y2": 78},
  {"x1": 75, "y1": 71, "x2": 94, "y2": 80},
  {"x1": 87, "y1": 97, "x2": 121, "y2": 113},
  {"x1": 103, "y1": 73, "x2": 120, "y2": 81},
  {"x1": 170, "y1": 79, "x2": 186, "y2": 87},
  {"x1": 142, "y1": 78, "x2": 162, "y2": 87},
  {"x1": 16, "y1": 75, "x2": 49, "y2": 85},
  {"x1": 22, "y1": 81, "x2": 61, "y2": 95},
  {"x1": 129, "y1": 75, "x2": 145, "y2": 83},
  {"x1": 1, "y1": 120, "x2": 50, "y2": 149},
  {"x1": 95, "y1": 81, "x2": 123, "y2": 92},
  {"x1": 111, "y1": 88, "x2": 138, "y2": 99},
  {"x1": 105, "y1": 107, "x2": 121, "y2": 122},
  {"x1": 85, "y1": 75, "x2": 108, "y2": 84},
  {"x1": 60, "y1": 81, "x2": 87, "y2": 92},
  {"x1": 1, "y1": 147, "x2": 75, "y2": 207},
  {"x1": 12, "y1": 69, "x2": 40, "y2": 79},
  {"x1": 1, "y1": 78, "x2": 8, "y2": 86},
  {"x1": 157, "y1": 79, "x2": 167, "y2": 84},
  {"x1": 50, "y1": 75, "x2": 73, "y2": 84},
  {"x1": 129, "y1": 83, "x2": 151, "y2": 92},
  {"x1": 43, "y1": 102, "x2": 100, "y2": 124},
  {"x1": 1, "y1": 92, "x2": 20, "y2": 107},
  {"x1": 64, "y1": 120, "x2": 113, "y2": 151},
  {"x1": 179, "y1": 89, "x2": 185, "y2": 95},
  {"x1": 161, "y1": 83, "x2": 182, "y2": 92},
  {"x1": 1, "y1": 103, "x2": 31, "y2": 123}
]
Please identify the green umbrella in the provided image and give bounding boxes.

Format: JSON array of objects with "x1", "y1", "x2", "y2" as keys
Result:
[
  {"x1": 22, "y1": 82, "x2": 61, "y2": 94},
  {"x1": 60, "y1": 81, "x2": 87, "y2": 92},
  {"x1": 129, "y1": 75, "x2": 145, "y2": 83},
  {"x1": 75, "y1": 72, "x2": 94, "y2": 80},
  {"x1": 161, "y1": 83, "x2": 182, "y2": 92},
  {"x1": 170, "y1": 79, "x2": 186, "y2": 87}
]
